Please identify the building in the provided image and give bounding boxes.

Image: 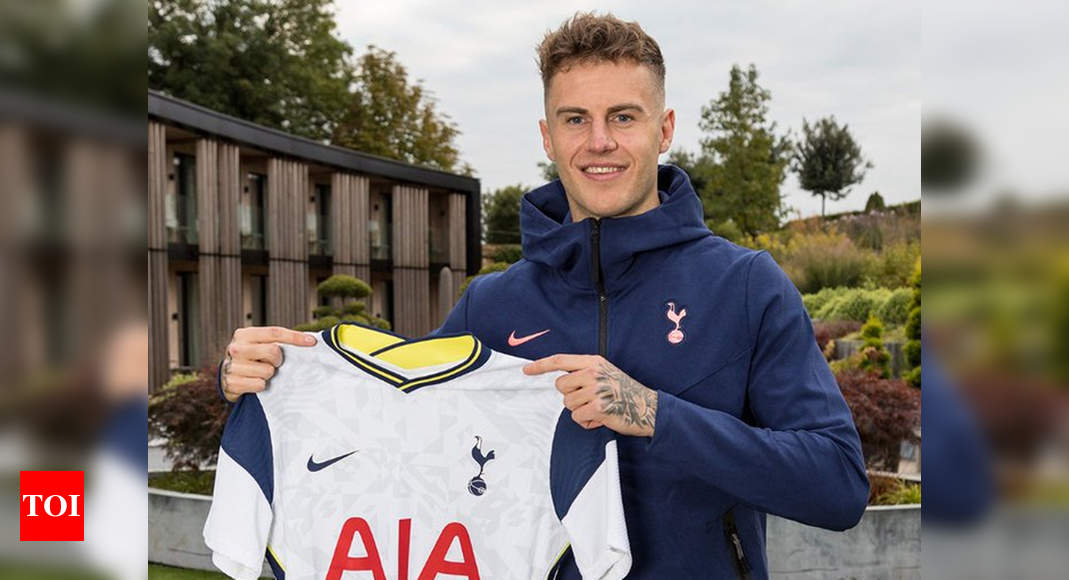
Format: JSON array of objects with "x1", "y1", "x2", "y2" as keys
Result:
[{"x1": 148, "y1": 91, "x2": 480, "y2": 391}]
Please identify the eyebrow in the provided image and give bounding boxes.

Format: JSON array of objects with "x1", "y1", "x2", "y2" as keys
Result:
[{"x1": 554, "y1": 103, "x2": 646, "y2": 117}]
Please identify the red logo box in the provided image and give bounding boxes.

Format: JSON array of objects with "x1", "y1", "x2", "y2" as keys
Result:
[{"x1": 20, "y1": 471, "x2": 84, "y2": 541}]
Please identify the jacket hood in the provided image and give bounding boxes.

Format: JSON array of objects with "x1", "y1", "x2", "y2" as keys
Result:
[{"x1": 520, "y1": 164, "x2": 711, "y2": 291}]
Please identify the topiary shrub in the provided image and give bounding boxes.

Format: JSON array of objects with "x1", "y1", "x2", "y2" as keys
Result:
[
  {"x1": 148, "y1": 369, "x2": 229, "y2": 472},
  {"x1": 858, "y1": 314, "x2": 892, "y2": 378},
  {"x1": 295, "y1": 275, "x2": 388, "y2": 332}
]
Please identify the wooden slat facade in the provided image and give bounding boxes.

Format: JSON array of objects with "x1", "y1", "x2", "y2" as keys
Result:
[
  {"x1": 150, "y1": 95, "x2": 478, "y2": 387},
  {"x1": 266, "y1": 158, "x2": 310, "y2": 328},
  {"x1": 148, "y1": 121, "x2": 170, "y2": 391},
  {"x1": 392, "y1": 185, "x2": 430, "y2": 336},
  {"x1": 448, "y1": 193, "x2": 468, "y2": 303},
  {"x1": 331, "y1": 172, "x2": 371, "y2": 284}
]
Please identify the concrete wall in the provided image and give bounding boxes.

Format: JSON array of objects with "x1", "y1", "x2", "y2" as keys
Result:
[
  {"x1": 149, "y1": 484, "x2": 920, "y2": 578},
  {"x1": 767, "y1": 506, "x2": 921, "y2": 580},
  {"x1": 148, "y1": 488, "x2": 271, "y2": 577}
]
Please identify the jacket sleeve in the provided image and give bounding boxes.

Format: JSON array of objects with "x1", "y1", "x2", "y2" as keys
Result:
[{"x1": 645, "y1": 251, "x2": 869, "y2": 531}]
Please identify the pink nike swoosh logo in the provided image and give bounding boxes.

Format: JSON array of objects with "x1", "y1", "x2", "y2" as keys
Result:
[{"x1": 507, "y1": 329, "x2": 550, "y2": 347}]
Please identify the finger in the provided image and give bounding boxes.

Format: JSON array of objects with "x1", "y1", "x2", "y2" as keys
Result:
[
  {"x1": 222, "y1": 375, "x2": 267, "y2": 397},
  {"x1": 563, "y1": 387, "x2": 597, "y2": 411},
  {"x1": 571, "y1": 402, "x2": 601, "y2": 426},
  {"x1": 554, "y1": 369, "x2": 594, "y2": 395},
  {"x1": 236, "y1": 326, "x2": 316, "y2": 346},
  {"x1": 229, "y1": 343, "x2": 284, "y2": 367},
  {"x1": 524, "y1": 354, "x2": 598, "y2": 375},
  {"x1": 226, "y1": 361, "x2": 277, "y2": 381}
]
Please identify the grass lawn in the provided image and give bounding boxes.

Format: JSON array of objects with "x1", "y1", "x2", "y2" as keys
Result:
[
  {"x1": 149, "y1": 470, "x2": 216, "y2": 495},
  {"x1": 149, "y1": 564, "x2": 271, "y2": 579}
]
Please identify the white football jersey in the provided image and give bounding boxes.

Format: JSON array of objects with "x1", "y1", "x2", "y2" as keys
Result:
[{"x1": 203, "y1": 323, "x2": 631, "y2": 580}]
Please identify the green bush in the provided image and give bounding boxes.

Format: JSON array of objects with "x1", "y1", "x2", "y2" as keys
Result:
[
  {"x1": 904, "y1": 259, "x2": 921, "y2": 386},
  {"x1": 875, "y1": 479, "x2": 921, "y2": 505},
  {"x1": 709, "y1": 218, "x2": 745, "y2": 244},
  {"x1": 802, "y1": 286, "x2": 847, "y2": 317},
  {"x1": 858, "y1": 315, "x2": 892, "y2": 378},
  {"x1": 817, "y1": 288, "x2": 891, "y2": 323},
  {"x1": 792, "y1": 235, "x2": 871, "y2": 293},
  {"x1": 905, "y1": 366, "x2": 921, "y2": 388},
  {"x1": 490, "y1": 244, "x2": 523, "y2": 264},
  {"x1": 878, "y1": 288, "x2": 913, "y2": 326},
  {"x1": 864, "y1": 241, "x2": 920, "y2": 289}
]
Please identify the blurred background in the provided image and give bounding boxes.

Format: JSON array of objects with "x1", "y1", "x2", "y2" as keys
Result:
[{"x1": 0, "y1": 0, "x2": 146, "y2": 578}]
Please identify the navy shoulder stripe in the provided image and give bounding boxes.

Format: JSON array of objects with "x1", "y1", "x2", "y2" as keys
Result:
[
  {"x1": 220, "y1": 393, "x2": 274, "y2": 503},
  {"x1": 549, "y1": 409, "x2": 612, "y2": 520}
]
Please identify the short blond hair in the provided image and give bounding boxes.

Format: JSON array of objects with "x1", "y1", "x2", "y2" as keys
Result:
[{"x1": 536, "y1": 12, "x2": 665, "y2": 94}]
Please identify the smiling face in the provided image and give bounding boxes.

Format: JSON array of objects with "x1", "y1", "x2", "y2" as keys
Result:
[{"x1": 539, "y1": 60, "x2": 675, "y2": 221}]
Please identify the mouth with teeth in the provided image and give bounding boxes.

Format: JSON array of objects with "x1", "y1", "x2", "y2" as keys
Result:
[{"x1": 580, "y1": 164, "x2": 628, "y2": 181}]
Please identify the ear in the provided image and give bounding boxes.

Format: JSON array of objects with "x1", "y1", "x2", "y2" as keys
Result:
[
  {"x1": 658, "y1": 108, "x2": 676, "y2": 154},
  {"x1": 538, "y1": 119, "x2": 555, "y2": 161}
]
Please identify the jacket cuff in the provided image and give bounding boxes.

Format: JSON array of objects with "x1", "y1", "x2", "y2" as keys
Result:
[{"x1": 645, "y1": 390, "x2": 677, "y2": 454}]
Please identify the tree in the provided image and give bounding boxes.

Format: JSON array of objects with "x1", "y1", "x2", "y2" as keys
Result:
[
  {"x1": 793, "y1": 115, "x2": 871, "y2": 217},
  {"x1": 697, "y1": 64, "x2": 792, "y2": 237},
  {"x1": 294, "y1": 275, "x2": 389, "y2": 332},
  {"x1": 482, "y1": 184, "x2": 526, "y2": 244},
  {"x1": 149, "y1": 1, "x2": 468, "y2": 172},
  {"x1": 149, "y1": 0, "x2": 354, "y2": 142},
  {"x1": 864, "y1": 191, "x2": 886, "y2": 213},
  {"x1": 537, "y1": 161, "x2": 559, "y2": 182},
  {"x1": 332, "y1": 45, "x2": 463, "y2": 172}
]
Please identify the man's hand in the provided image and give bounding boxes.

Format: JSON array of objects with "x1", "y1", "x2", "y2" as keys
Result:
[
  {"x1": 221, "y1": 326, "x2": 316, "y2": 403},
  {"x1": 524, "y1": 354, "x2": 658, "y2": 437}
]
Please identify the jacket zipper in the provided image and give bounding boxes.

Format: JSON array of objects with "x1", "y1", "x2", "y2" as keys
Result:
[
  {"x1": 590, "y1": 219, "x2": 607, "y2": 356},
  {"x1": 723, "y1": 510, "x2": 753, "y2": 579}
]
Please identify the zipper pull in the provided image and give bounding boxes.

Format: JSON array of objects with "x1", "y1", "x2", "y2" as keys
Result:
[{"x1": 730, "y1": 531, "x2": 752, "y2": 573}]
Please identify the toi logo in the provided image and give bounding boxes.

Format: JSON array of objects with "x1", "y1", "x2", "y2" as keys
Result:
[{"x1": 20, "y1": 471, "x2": 84, "y2": 541}]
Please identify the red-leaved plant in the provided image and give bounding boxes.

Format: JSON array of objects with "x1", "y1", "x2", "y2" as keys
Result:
[{"x1": 836, "y1": 368, "x2": 920, "y2": 470}]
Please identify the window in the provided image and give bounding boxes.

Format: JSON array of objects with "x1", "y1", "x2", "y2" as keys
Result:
[
  {"x1": 309, "y1": 184, "x2": 331, "y2": 256},
  {"x1": 176, "y1": 272, "x2": 200, "y2": 367},
  {"x1": 241, "y1": 173, "x2": 267, "y2": 250},
  {"x1": 369, "y1": 187, "x2": 392, "y2": 260},
  {"x1": 168, "y1": 154, "x2": 198, "y2": 245}
]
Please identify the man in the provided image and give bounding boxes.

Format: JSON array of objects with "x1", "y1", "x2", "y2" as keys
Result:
[{"x1": 220, "y1": 12, "x2": 868, "y2": 578}]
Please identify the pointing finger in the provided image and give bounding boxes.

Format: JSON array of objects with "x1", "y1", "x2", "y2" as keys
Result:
[{"x1": 524, "y1": 354, "x2": 597, "y2": 375}]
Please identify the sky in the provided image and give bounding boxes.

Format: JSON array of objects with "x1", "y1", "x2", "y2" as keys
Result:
[{"x1": 335, "y1": 1, "x2": 923, "y2": 218}]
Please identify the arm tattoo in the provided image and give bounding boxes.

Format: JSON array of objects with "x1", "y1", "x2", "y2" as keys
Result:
[{"x1": 595, "y1": 362, "x2": 657, "y2": 430}]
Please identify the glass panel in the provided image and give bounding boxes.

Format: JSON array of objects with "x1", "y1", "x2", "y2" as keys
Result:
[{"x1": 241, "y1": 173, "x2": 266, "y2": 250}]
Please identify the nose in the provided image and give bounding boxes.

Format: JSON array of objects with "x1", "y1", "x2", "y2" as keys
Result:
[{"x1": 586, "y1": 119, "x2": 617, "y2": 153}]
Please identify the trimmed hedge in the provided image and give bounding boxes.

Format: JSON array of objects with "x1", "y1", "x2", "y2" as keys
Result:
[{"x1": 805, "y1": 286, "x2": 911, "y2": 326}]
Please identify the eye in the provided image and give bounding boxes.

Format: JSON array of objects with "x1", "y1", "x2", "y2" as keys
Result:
[
  {"x1": 565, "y1": 116, "x2": 585, "y2": 125},
  {"x1": 613, "y1": 113, "x2": 634, "y2": 123}
]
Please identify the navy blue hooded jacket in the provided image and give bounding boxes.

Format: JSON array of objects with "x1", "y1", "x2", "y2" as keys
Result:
[{"x1": 436, "y1": 165, "x2": 869, "y2": 578}]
